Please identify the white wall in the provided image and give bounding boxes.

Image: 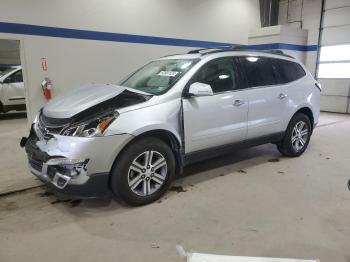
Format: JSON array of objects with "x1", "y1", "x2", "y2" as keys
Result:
[
  {"x1": 278, "y1": 0, "x2": 323, "y2": 75},
  {"x1": 318, "y1": 0, "x2": 350, "y2": 113},
  {"x1": 0, "y1": 39, "x2": 20, "y2": 65},
  {"x1": 0, "y1": 0, "x2": 261, "y2": 122},
  {"x1": 248, "y1": 25, "x2": 308, "y2": 63}
]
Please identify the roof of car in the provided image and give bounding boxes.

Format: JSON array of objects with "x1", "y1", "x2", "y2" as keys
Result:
[{"x1": 158, "y1": 47, "x2": 296, "y2": 61}]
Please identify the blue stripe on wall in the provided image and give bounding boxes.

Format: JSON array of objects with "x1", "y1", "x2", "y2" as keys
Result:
[
  {"x1": 0, "y1": 64, "x2": 20, "y2": 67},
  {"x1": 0, "y1": 22, "x2": 318, "y2": 51}
]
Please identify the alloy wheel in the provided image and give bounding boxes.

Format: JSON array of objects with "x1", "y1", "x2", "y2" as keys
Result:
[
  {"x1": 291, "y1": 120, "x2": 309, "y2": 152},
  {"x1": 127, "y1": 150, "x2": 168, "y2": 196}
]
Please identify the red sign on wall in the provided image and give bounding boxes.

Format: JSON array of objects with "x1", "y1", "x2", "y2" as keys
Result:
[{"x1": 41, "y1": 58, "x2": 48, "y2": 71}]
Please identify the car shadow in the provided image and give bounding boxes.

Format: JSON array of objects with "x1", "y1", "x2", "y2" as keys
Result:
[
  {"x1": 45, "y1": 143, "x2": 282, "y2": 214},
  {"x1": 0, "y1": 111, "x2": 27, "y2": 120}
]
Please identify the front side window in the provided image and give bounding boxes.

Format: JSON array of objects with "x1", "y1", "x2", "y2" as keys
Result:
[
  {"x1": 121, "y1": 59, "x2": 198, "y2": 95},
  {"x1": 191, "y1": 57, "x2": 237, "y2": 93},
  {"x1": 239, "y1": 56, "x2": 277, "y2": 88},
  {"x1": 12, "y1": 70, "x2": 23, "y2": 83}
]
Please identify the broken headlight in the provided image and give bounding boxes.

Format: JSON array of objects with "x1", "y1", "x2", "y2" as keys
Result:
[{"x1": 62, "y1": 112, "x2": 119, "y2": 137}]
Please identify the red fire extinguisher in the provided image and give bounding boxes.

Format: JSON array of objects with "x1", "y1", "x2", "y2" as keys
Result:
[{"x1": 41, "y1": 77, "x2": 52, "y2": 100}]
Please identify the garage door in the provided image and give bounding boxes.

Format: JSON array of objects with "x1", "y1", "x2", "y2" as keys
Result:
[{"x1": 317, "y1": 0, "x2": 350, "y2": 113}]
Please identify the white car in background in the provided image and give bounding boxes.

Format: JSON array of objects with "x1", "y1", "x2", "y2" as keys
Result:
[{"x1": 0, "y1": 66, "x2": 26, "y2": 113}]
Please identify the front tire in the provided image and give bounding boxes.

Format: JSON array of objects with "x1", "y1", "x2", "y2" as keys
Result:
[
  {"x1": 277, "y1": 113, "x2": 311, "y2": 157},
  {"x1": 110, "y1": 137, "x2": 175, "y2": 206}
]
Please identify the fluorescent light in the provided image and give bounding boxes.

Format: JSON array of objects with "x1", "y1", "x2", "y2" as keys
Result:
[{"x1": 246, "y1": 57, "x2": 258, "y2": 62}]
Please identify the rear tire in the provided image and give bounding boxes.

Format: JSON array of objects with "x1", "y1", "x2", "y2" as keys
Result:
[
  {"x1": 110, "y1": 137, "x2": 175, "y2": 206},
  {"x1": 277, "y1": 113, "x2": 311, "y2": 157}
]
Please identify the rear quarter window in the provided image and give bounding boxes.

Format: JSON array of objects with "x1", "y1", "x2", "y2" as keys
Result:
[{"x1": 271, "y1": 59, "x2": 306, "y2": 84}]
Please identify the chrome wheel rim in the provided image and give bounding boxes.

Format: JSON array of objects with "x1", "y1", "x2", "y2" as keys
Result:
[
  {"x1": 291, "y1": 121, "x2": 309, "y2": 152},
  {"x1": 127, "y1": 150, "x2": 167, "y2": 196}
]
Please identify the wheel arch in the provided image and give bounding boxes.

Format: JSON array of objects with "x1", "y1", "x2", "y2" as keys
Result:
[
  {"x1": 110, "y1": 129, "x2": 184, "y2": 180},
  {"x1": 294, "y1": 107, "x2": 314, "y2": 130}
]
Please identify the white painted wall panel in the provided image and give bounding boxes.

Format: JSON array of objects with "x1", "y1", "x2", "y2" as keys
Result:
[
  {"x1": 320, "y1": 95, "x2": 349, "y2": 113},
  {"x1": 319, "y1": 79, "x2": 350, "y2": 96},
  {"x1": 323, "y1": 7, "x2": 350, "y2": 27},
  {"x1": 325, "y1": 0, "x2": 350, "y2": 9},
  {"x1": 0, "y1": 0, "x2": 260, "y2": 46},
  {"x1": 278, "y1": 0, "x2": 322, "y2": 76},
  {"x1": 322, "y1": 25, "x2": 350, "y2": 45}
]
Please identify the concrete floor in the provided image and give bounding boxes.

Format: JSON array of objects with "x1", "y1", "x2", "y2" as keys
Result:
[
  {"x1": 0, "y1": 112, "x2": 349, "y2": 262},
  {"x1": 0, "y1": 112, "x2": 40, "y2": 194}
]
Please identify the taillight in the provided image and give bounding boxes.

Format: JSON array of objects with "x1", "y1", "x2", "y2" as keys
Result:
[{"x1": 315, "y1": 82, "x2": 322, "y2": 92}]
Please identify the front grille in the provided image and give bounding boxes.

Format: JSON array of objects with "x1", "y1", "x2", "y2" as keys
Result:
[{"x1": 28, "y1": 157, "x2": 43, "y2": 172}]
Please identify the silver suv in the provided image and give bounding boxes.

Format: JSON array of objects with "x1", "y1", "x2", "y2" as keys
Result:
[{"x1": 22, "y1": 48, "x2": 321, "y2": 205}]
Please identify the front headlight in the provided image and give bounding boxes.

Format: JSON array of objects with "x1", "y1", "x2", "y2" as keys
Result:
[{"x1": 62, "y1": 112, "x2": 119, "y2": 137}]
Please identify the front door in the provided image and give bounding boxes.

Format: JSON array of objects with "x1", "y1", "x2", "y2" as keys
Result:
[
  {"x1": 2, "y1": 69, "x2": 25, "y2": 106},
  {"x1": 182, "y1": 57, "x2": 248, "y2": 153}
]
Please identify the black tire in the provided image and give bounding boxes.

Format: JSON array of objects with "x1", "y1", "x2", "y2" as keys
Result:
[
  {"x1": 277, "y1": 113, "x2": 312, "y2": 157},
  {"x1": 110, "y1": 137, "x2": 175, "y2": 206}
]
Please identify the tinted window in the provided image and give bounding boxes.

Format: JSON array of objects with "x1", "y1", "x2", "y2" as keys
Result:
[
  {"x1": 272, "y1": 59, "x2": 306, "y2": 84},
  {"x1": 192, "y1": 58, "x2": 237, "y2": 93},
  {"x1": 240, "y1": 57, "x2": 277, "y2": 87},
  {"x1": 8, "y1": 70, "x2": 23, "y2": 83}
]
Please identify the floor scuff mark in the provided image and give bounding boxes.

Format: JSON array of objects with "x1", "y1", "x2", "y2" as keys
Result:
[{"x1": 169, "y1": 186, "x2": 187, "y2": 193}]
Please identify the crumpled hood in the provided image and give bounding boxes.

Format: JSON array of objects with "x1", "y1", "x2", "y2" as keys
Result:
[{"x1": 43, "y1": 84, "x2": 147, "y2": 118}]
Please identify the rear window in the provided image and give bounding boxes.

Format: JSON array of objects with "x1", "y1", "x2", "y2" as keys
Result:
[
  {"x1": 239, "y1": 56, "x2": 278, "y2": 88},
  {"x1": 271, "y1": 59, "x2": 306, "y2": 84}
]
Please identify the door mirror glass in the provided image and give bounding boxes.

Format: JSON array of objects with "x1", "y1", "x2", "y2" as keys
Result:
[{"x1": 188, "y1": 82, "x2": 214, "y2": 97}]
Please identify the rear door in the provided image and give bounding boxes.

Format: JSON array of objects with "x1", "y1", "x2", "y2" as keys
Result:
[
  {"x1": 238, "y1": 56, "x2": 288, "y2": 139},
  {"x1": 2, "y1": 69, "x2": 25, "y2": 106},
  {"x1": 182, "y1": 57, "x2": 248, "y2": 153}
]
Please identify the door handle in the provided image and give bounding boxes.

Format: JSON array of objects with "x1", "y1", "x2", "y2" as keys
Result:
[
  {"x1": 278, "y1": 93, "x2": 287, "y2": 99},
  {"x1": 233, "y1": 100, "x2": 245, "y2": 106}
]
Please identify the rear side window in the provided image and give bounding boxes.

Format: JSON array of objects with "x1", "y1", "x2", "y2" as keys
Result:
[
  {"x1": 239, "y1": 57, "x2": 277, "y2": 88},
  {"x1": 272, "y1": 59, "x2": 306, "y2": 84}
]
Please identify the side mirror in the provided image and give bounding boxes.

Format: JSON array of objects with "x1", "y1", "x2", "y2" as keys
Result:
[{"x1": 188, "y1": 82, "x2": 213, "y2": 97}]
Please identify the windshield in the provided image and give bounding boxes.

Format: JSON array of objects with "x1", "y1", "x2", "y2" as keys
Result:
[
  {"x1": 0, "y1": 67, "x2": 17, "y2": 77},
  {"x1": 120, "y1": 59, "x2": 198, "y2": 95}
]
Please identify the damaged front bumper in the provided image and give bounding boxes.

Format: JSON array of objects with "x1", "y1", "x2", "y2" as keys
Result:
[{"x1": 22, "y1": 125, "x2": 133, "y2": 198}]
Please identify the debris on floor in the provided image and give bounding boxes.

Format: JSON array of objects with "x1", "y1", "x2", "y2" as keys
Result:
[
  {"x1": 176, "y1": 245, "x2": 319, "y2": 262},
  {"x1": 0, "y1": 185, "x2": 43, "y2": 199},
  {"x1": 238, "y1": 169, "x2": 247, "y2": 174},
  {"x1": 169, "y1": 186, "x2": 187, "y2": 193},
  {"x1": 50, "y1": 199, "x2": 82, "y2": 208},
  {"x1": 277, "y1": 171, "x2": 285, "y2": 174},
  {"x1": 268, "y1": 158, "x2": 280, "y2": 162},
  {"x1": 38, "y1": 190, "x2": 54, "y2": 197}
]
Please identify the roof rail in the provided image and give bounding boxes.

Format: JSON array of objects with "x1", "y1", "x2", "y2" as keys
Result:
[
  {"x1": 255, "y1": 49, "x2": 295, "y2": 59},
  {"x1": 187, "y1": 45, "x2": 241, "y2": 54},
  {"x1": 199, "y1": 47, "x2": 295, "y2": 59}
]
